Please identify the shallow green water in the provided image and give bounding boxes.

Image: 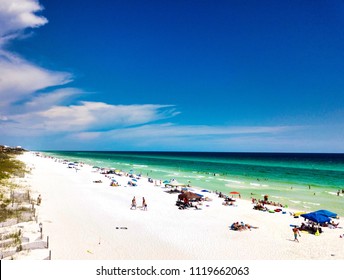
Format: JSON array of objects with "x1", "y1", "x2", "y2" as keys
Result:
[{"x1": 42, "y1": 151, "x2": 344, "y2": 216}]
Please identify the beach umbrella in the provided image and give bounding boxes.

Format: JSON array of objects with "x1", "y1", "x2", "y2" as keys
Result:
[
  {"x1": 163, "y1": 180, "x2": 170, "y2": 184},
  {"x1": 132, "y1": 179, "x2": 138, "y2": 182},
  {"x1": 230, "y1": 191, "x2": 240, "y2": 195},
  {"x1": 301, "y1": 212, "x2": 331, "y2": 224},
  {"x1": 194, "y1": 192, "x2": 204, "y2": 197},
  {"x1": 92, "y1": 166, "x2": 100, "y2": 169},
  {"x1": 201, "y1": 189, "x2": 210, "y2": 193},
  {"x1": 178, "y1": 192, "x2": 202, "y2": 201}
]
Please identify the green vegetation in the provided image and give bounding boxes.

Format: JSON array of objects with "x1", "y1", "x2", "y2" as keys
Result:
[
  {"x1": 0, "y1": 145, "x2": 28, "y2": 223},
  {"x1": 0, "y1": 145, "x2": 26, "y2": 181}
]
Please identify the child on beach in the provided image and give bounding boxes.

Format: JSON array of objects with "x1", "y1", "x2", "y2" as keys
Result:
[{"x1": 293, "y1": 226, "x2": 301, "y2": 242}]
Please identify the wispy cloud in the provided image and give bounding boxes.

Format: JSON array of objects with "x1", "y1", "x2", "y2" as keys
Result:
[
  {"x1": 0, "y1": 0, "x2": 47, "y2": 42},
  {"x1": 69, "y1": 123, "x2": 299, "y2": 150},
  {"x1": 0, "y1": 51, "x2": 72, "y2": 108},
  {"x1": 13, "y1": 87, "x2": 84, "y2": 113},
  {"x1": 68, "y1": 123, "x2": 344, "y2": 152},
  {"x1": 1, "y1": 103, "x2": 180, "y2": 136},
  {"x1": 0, "y1": 0, "x2": 180, "y2": 142},
  {"x1": 0, "y1": 0, "x2": 72, "y2": 111}
]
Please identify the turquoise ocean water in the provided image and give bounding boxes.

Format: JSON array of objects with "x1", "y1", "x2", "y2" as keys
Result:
[{"x1": 42, "y1": 151, "x2": 344, "y2": 216}]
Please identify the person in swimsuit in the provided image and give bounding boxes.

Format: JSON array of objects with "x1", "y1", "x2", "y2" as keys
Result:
[{"x1": 293, "y1": 226, "x2": 301, "y2": 242}]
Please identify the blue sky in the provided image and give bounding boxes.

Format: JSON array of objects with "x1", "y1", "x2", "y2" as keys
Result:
[{"x1": 1, "y1": 0, "x2": 344, "y2": 152}]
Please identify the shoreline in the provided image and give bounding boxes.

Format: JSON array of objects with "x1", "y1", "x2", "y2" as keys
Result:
[
  {"x1": 41, "y1": 150, "x2": 344, "y2": 217},
  {"x1": 7, "y1": 151, "x2": 344, "y2": 259}
]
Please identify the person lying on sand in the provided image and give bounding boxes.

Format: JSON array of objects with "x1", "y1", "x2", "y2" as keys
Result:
[
  {"x1": 223, "y1": 201, "x2": 236, "y2": 206},
  {"x1": 230, "y1": 222, "x2": 245, "y2": 231},
  {"x1": 230, "y1": 222, "x2": 258, "y2": 231}
]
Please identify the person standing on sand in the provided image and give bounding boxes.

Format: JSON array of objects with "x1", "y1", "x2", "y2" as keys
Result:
[
  {"x1": 37, "y1": 194, "x2": 42, "y2": 206},
  {"x1": 293, "y1": 226, "x2": 301, "y2": 242},
  {"x1": 142, "y1": 197, "x2": 147, "y2": 211},
  {"x1": 130, "y1": 196, "x2": 136, "y2": 210}
]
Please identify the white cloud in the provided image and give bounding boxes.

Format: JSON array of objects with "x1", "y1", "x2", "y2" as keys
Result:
[
  {"x1": 0, "y1": 0, "x2": 47, "y2": 40},
  {"x1": 19, "y1": 87, "x2": 83, "y2": 113},
  {"x1": 37, "y1": 102, "x2": 179, "y2": 132},
  {"x1": 0, "y1": 51, "x2": 72, "y2": 108},
  {"x1": 0, "y1": 0, "x2": 181, "y2": 140},
  {"x1": 67, "y1": 123, "x2": 344, "y2": 152},
  {"x1": 0, "y1": 102, "x2": 180, "y2": 136},
  {"x1": 0, "y1": 0, "x2": 72, "y2": 111},
  {"x1": 70, "y1": 123, "x2": 296, "y2": 145}
]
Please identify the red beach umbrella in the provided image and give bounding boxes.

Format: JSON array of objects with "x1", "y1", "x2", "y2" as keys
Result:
[{"x1": 229, "y1": 191, "x2": 240, "y2": 195}]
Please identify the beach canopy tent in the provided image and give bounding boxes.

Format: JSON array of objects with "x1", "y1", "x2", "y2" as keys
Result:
[
  {"x1": 301, "y1": 211, "x2": 331, "y2": 224},
  {"x1": 313, "y1": 209, "x2": 337, "y2": 218},
  {"x1": 178, "y1": 192, "x2": 202, "y2": 201}
]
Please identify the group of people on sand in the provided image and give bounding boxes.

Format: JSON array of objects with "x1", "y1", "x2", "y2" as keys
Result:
[
  {"x1": 252, "y1": 202, "x2": 269, "y2": 211},
  {"x1": 222, "y1": 197, "x2": 236, "y2": 206},
  {"x1": 230, "y1": 221, "x2": 258, "y2": 231},
  {"x1": 251, "y1": 196, "x2": 285, "y2": 210},
  {"x1": 298, "y1": 222, "x2": 323, "y2": 235},
  {"x1": 176, "y1": 197, "x2": 201, "y2": 210},
  {"x1": 130, "y1": 196, "x2": 147, "y2": 211}
]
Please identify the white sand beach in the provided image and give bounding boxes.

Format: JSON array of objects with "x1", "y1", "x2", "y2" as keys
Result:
[{"x1": 13, "y1": 152, "x2": 344, "y2": 260}]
